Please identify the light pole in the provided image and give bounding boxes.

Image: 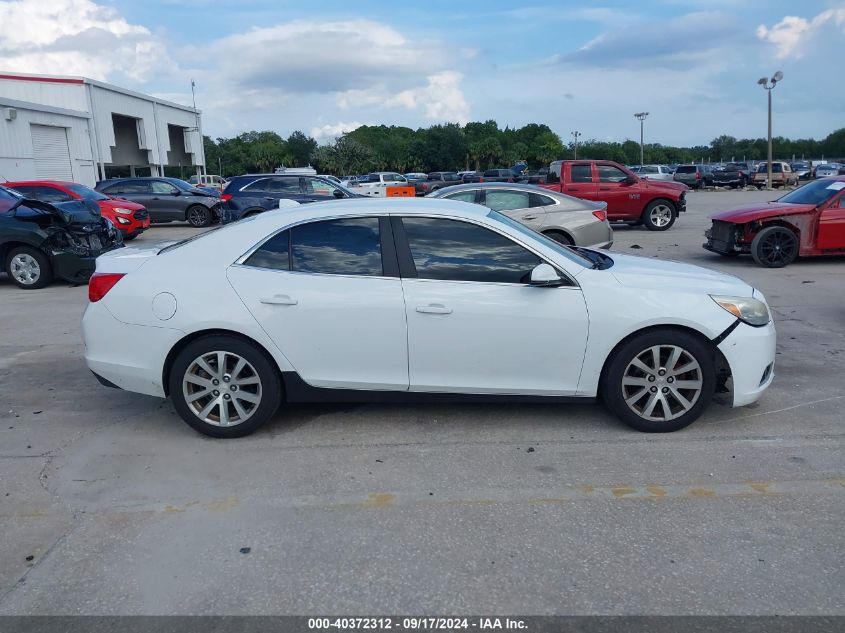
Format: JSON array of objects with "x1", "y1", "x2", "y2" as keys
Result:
[
  {"x1": 571, "y1": 131, "x2": 581, "y2": 159},
  {"x1": 634, "y1": 112, "x2": 649, "y2": 166},
  {"x1": 757, "y1": 71, "x2": 783, "y2": 190}
]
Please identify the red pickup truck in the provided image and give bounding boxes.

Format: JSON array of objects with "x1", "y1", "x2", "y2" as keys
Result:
[{"x1": 541, "y1": 160, "x2": 688, "y2": 231}]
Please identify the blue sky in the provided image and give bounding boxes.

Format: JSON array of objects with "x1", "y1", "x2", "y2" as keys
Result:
[{"x1": 2, "y1": 0, "x2": 843, "y2": 146}]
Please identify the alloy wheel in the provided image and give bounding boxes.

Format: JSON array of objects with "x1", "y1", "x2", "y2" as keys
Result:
[
  {"x1": 621, "y1": 345, "x2": 703, "y2": 422},
  {"x1": 649, "y1": 205, "x2": 673, "y2": 227},
  {"x1": 758, "y1": 230, "x2": 797, "y2": 267},
  {"x1": 10, "y1": 253, "x2": 41, "y2": 286},
  {"x1": 182, "y1": 351, "x2": 263, "y2": 426}
]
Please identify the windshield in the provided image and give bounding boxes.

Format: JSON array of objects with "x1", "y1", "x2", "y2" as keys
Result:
[
  {"x1": 778, "y1": 179, "x2": 844, "y2": 205},
  {"x1": 66, "y1": 183, "x2": 110, "y2": 201},
  {"x1": 488, "y1": 210, "x2": 592, "y2": 268}
]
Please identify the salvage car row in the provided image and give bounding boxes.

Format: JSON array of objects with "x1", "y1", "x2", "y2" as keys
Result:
[{"x1": 2, "y1": 165, "x2": 845, "y2": 292}]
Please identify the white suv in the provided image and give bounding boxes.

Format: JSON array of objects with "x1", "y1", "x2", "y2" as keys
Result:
[{"x1": 352, "y1": 172, "x2": 409, "y2": 196}]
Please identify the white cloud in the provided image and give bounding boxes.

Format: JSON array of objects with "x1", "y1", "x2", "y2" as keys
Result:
[
  {"x1": 0, "y1": 0, "x2": 176, "y2": 82},
  {"x1": 757, "y1": 8, "x2": 845, "y2": 59},
  {"x1": 387, "y1": 72, "x2": 470, "y2": 123},
  {"x1": 310, "y1": 122, "x2": 365, "y2": 141}
]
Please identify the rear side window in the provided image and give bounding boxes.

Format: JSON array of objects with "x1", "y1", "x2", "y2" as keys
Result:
[
  {"x1": 530, "y1": 192, "x2": 556, "y2": 207},
  {"x1": 442, "y1": 191, "x2": 478, "y2": 203},
  {"x1": 675, "y1": 166, "x2": 696, "y2": 174},
  {"x1": 401, "y1": 217, "x2": 540, "y2": 284},
  {"x1": 244, "y1": 230, "x2": 290, "y2": 270},
  {"x1": 570, "y1": 164, "x2": 592, "y2": 182},
  {"x1": 291, "y1": 218, "x2": 382, "y2": 276}
]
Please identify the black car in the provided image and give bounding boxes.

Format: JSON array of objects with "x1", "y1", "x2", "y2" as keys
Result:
[
  {"x1": 711, "y1": 162, "x2": 751, "y2": 188},
  {"x1": 0, "y1": 185, "x2": 123, "y2": 290},
  {"x1": 95, "y1": 177, "x2": 221, "y2": 227},
  {"x1": 220, "y1": 174, "x2": 360, "y2": 223},
  {"x1": 482, "y1": 168, "x2": 518, "y2": 183}
]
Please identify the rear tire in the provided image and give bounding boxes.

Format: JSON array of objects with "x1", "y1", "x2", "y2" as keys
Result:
[
  {"x1": 5, "y1": 246, "x2": 52, "y2": 290},
  {"x1": 186, "y1": 205, "x2": 211, "y2": 228},
  {"x1": 602, "y1": 329, "x2": 715, "y2": 433},
  {"x1": 169, "y1": 335, "x2": 282, "y2": 438},
  {"x1": 642, "y1": 199, "x2": 676, "y2": 231}
]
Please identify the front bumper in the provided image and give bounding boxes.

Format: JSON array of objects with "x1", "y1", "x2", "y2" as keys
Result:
[{"x1": 717, "y1": 320, "x2": 777, "y2": 407}]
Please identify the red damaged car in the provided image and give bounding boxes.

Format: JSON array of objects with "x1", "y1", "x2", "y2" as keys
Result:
[
  {"x1": 704, "y1": 177, "x2": 845, "y2": 267},
  {"x1": 5, "y1": 180, "x2": 150, "y2": 240}
]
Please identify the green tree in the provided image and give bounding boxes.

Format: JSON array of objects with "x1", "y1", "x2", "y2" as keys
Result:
[{"x1": 287, "y1": 131, "x2": 318, "y2": 166}]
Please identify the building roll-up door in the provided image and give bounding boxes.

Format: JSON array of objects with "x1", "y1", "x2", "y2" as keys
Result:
[{"x1": 31, "y1": 124, "x2": 73, "y2": 181}]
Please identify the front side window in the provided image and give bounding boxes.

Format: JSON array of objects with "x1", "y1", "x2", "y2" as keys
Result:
[
  {"x1": 151, "y1": 181, "x2": 178, "y2": 194},
  {"x1": 484, "y1": 190, "x2": 530, "y2": 212},
  {"x1": 291, "y1": 217, "x2": 382, "y2": 276},
  {"x1": 303, "y1": 178, "x2": 338, "y2": 196},
  {"x1": 598, "y1": 165, "x2": 628, "y2": 183},
  {"x1": 401, "y1": 217, "x2": 540, "y2": 284},
  {"x1": 570, "y1": 164, "x2": 593, "y2": 182}
]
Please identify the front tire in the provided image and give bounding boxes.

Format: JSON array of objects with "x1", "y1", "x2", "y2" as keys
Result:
[
  {"x1": 602, "y1": 329, "x2": 715, "y2": 432},
  {"x1": 186, "y1": 205, "x2": 211, "y2": 228},
  {"x1": 751, "y1": 226, "x2": 798, "y2": 268},
  {"x1": 169, "y1": 336, "x2": 282, "y2": 438},
  {"x1": 5, "y1": 246, "x2": 52, "y2": 290},
  {"x1": 642, "y1": 199, "x2": 676, "y2": 231}
]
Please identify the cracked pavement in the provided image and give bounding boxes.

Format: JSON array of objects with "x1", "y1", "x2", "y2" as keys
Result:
[{"x1": 0, "y1": 191, "x2": 843, "y2": 614}]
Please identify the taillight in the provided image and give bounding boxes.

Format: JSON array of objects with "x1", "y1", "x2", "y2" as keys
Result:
[
  {"x1": 479, "y1": 177, "x2": 484, "y2": 183},
  {"x1": 221, "y1": 193, "x2": 233, "y2": 202},
  {"x1": 89, "y1": 273, "x2": 125, "y2": 302},
  {"x1": 592, "y1": 210, "x2": 607, "y2": 222},
  {"x1": 421, "y1": 183, "x2": 429, "y2": 190},
  {"x1": 695, "y1": 173, "x2": 701, "y2": 179}
]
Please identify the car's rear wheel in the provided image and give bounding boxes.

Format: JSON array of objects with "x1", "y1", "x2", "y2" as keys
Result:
[
  {"x1": 751, "y1": 226, "x2": 798, "y2": 268},
  {"x1": 169, "y1": 336, "x2": 282, "y2": 438},
  {"x1": 5, "y1": 246, "x2": 52, "y2": 290},
  {"x1": 186, "y1": 205, "x2": 211, "y2": 228},
  {"x1": 602, "y1": 330, "x2": 715, "y2": 432},
  {"x1": 642, "y1": 200, "x2": 676, "y2": 231}
]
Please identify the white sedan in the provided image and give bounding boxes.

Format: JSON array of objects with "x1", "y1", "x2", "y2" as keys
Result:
[{"x1": 83, "y1": 199, "x2": 776, "y2": 438}]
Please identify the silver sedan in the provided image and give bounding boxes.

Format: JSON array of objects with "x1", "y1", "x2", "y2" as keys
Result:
[{"x1": 427, "y1": 182, "x2": 613, "y2": 248}]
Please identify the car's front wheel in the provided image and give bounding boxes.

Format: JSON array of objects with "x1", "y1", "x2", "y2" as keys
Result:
[
  {"x1": 5, "y1": 246, "x2": 53, "y2": 290},
  {"x1": 642, "y1": 200, "x2": 676, "y2": 231},
  {"x1": 169, "y1": 335, "x2": 282, "y2": 438},
  {"x1": 751, "y1": 226, "x2": 798, "y2": 268},
  {"x1": 602, "y1": 329, "x2": 715, "y2": 432},
  {"x1": 186, "y1": 205, "x2": 212, "y2": 228}
]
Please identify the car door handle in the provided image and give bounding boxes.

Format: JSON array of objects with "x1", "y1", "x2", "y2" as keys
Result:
[
  {"x1": 263, "y1": 197, "x2": 276, "y2": 201},
  {"x1": 416, "y1": 304, "x2": 452, "y2": 314},
  {"x1": 522, "y1": 215, "x2": 539, "y2": 220},
  {"x1": 260, "y1": 294, "x2": 298, "y2": 306}
]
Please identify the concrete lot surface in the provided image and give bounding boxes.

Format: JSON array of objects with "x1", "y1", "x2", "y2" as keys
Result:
[{"x1": 1, "y1": 189, "x2": 843, "y2": 614}]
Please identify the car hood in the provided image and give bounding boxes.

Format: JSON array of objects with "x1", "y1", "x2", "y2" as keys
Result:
[
  {"x1": 99, "y1": 198, "x2": 145, "y2": 211},
  {"x1": 607, "y1": 252, "x2": 753, "y2": 295},
  {"x1": 710, "y1": 202, "x2": 816, "y2": 223},
  {"x1": 643, "y1": 179, "x2": 688, "y2": 193},
  {"x1": 21, "y1": 197, "x2": 102, "y2": 225}
]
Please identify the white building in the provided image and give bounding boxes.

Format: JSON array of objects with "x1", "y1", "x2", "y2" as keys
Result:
[{"x1": 0, "y1": 72, "x2": 205, "y2": 187}]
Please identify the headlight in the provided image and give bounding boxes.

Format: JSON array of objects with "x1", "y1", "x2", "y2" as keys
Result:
[
  {"x1": 115, "y1": 216, "x2": 131, "y2": 225},
  {"x1": 113, "y1": 207, "x2": 134, "y2": 215},
  {"x1": 710, "y1": 295, "x2": 770, "y2": 326}
]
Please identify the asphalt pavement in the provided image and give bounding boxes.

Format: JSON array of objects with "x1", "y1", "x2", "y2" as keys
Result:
[{"x1": 0, "y1": 188, "x2": 843, "y2": 615}]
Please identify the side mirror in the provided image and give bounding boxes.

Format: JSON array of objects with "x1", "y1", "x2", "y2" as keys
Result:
[
  {"x1": 172, "y1": 190, "x2": 181, "y2": 196},
  {"x1": 333, "y1": 189, "x2": 345, "y2": 199},
  {"x1": 529, "y1": 263, "x2": 564, "y2": 287},
  {"x1": 624, "y1": 175, "x2": 638, "y2": 184}
]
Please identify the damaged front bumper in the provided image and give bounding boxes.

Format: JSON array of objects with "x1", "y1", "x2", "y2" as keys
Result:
[
  {"x1": 46, "y1": 219, "x2": 123, "y2": 283},
  {"x1": 703, "y1": 220, "x2": 747, "y2": 255}
]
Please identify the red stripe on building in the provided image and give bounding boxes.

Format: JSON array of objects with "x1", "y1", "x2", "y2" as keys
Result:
[{"x1": 0, "y1": 74, "x2": 84, "y2": 85}]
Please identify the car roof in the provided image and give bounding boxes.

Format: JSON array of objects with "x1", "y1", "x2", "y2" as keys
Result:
[
  {"x1": 4, "y1": 180, "x2": 75, "y2": 187},
  {"x1": 430, "y1": 182, "x2": 550, "y2": 193},
  {"x1": 252, "y1": 198, "x2": 490, "y2": 224}
]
